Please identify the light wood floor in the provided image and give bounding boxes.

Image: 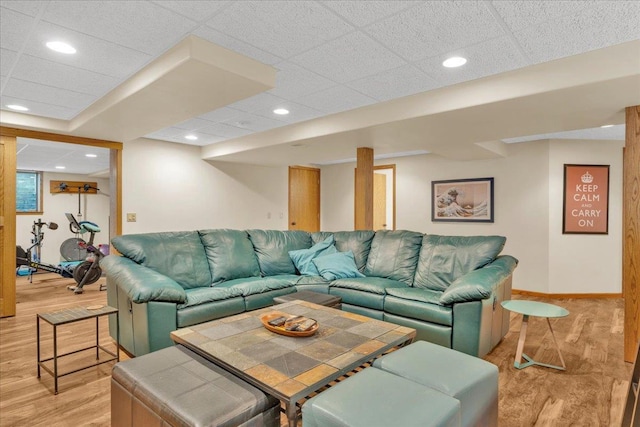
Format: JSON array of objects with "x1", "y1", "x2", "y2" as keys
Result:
[{"x1": 0, "y1": 274, "x2": 632, "y2": 426}]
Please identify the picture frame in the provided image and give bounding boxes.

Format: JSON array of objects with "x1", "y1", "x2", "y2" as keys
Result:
[
  {"x1": 431, "y1": 177, "x2": 494, "y2": 223},
  {"x1": 563, "y1": 164, "x2": 609, "y2": 234}
]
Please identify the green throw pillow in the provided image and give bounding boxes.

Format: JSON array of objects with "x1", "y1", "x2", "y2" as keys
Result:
[
  {"x1": 312, "y1": 251, "x2": 365, "y2": 281},
  {"x1": 289, "y1": 236, "x2": 337, "y2": 276}
]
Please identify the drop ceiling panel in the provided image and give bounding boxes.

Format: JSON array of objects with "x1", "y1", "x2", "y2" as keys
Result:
[
  {"x1": 205, "y1": 1, "x2": 354, "y2": 59},
  {"x1": 294, "y1": 85, "x2": 377, "y2": 114},
  {"x1": 322, "y1": 1, "x2": 421, "y2": 27},
  {"x1": 173, "y1": 117, "x2": 217, "y2": 131},
  {"x1": 0, "y1": 7, "x2": 36, "y2": 51},
  {"x1": 503, "y1": 125, "x2": 626, "y2": 144},
  {"x1": 263, "y1": 102, "x2": 324, "y2": 124},
  {"x1": 513, "y1": 2, "x2": 640, "y2": 64},
  {"x1": 16, "y1": 137, "x2": 110, "y2": 174},
  {"x1": 267, "y1": 61, "x2": 335, "y2": 99},
  {"x1": 198, "y1": 122, "x2": 252, "y2": 139},
  {"x1": 0, "y1": 94, "x2": 78, "y2": 119},
  {"x1": 490, "y1": 0, "x2": 597, "y2": 32},
  {"x1": 197, "y1": 106, "x2": 243, "y2": 123},
  {"x1": 193, "y1": 25, "x2": 282, "y2": 66},
  {"x1": 12, "y1": 54, "x2": 120, "y2": 95},
  {"x1": 346, "y1": 64, "x2": 439, "y2": 102},
  {"x1": 3, "y1": 78, "x2": 96, "y2": 110},
  {"x1": 41, "y1": 0, "x2": 197, "y2": 55},
  {"x1": 1, "y1": 1, "x2": 46, "y2": 16},
  {"x1": 151, "y1": 0, "x2": 229, "y2": 22},
  {"x1": 290, "y1": 31, "x2": 406, "y2": 84},
  {"x1": 23, "y1": 21, "x2": 154, "y2": 79},
  {"x1": 0, "y1": 48, "x2": 18, "y2": 76},
  {"x1": 221, "y1": 112, "x2": 286, "y2": 133},
  {"x1": 364, "y1": 1, "x2": 505, "y2": 62},
  {"x1": 416, "y1": 36, "x2": 530, "y2": 86}
]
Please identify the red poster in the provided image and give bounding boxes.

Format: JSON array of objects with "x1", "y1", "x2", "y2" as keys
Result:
[{"x1": 563, "y1": 164, "x2": 609, "y2": 234}]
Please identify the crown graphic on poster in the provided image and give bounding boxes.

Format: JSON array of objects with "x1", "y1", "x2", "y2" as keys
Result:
[{"x1": 581, "y1": 171, "x2": 594, "y2": 184}]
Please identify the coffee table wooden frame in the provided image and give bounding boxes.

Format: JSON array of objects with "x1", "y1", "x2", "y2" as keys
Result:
[{"x1": 171, "y1": 301, "x2": 415, "y2": 427}]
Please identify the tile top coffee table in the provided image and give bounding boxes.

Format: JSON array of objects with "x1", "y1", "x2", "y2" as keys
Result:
[
  {"x1": 171, "y1": 300, "x2": 416, "y2": 427},
  {"x1": 502, "y1": 300, "x2": 569, "y2": 371}
]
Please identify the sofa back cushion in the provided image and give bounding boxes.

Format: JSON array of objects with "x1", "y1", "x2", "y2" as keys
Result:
[
  {"x1": 199, "y1": 229, "x2": 261, "y2": 284},
  {"x1": 311, "y1": 230, "x2": 375, "y2": 272},
  {"x1": 111, "y1": 232, "x2": 212, "y2": 289},
  {"x1": 364, "y1": 230, "x2": 423, "y2": 284},
  {"x1": 413, "y1": 235, "x2": 506, "y2": 291},
  {"x1": 248, "y1": 230, "x2": 311, "y2": 276}
]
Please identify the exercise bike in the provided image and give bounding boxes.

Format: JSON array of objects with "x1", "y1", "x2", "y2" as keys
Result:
[
  {"x1": 16, "y1": 219, "x2": 75, "y2": 282},
  {"x1": 15, "y1": 215, "x2": 106, "y2": 293},
  {"x1": 64, "y1": 213, "x2": 106, "y2": 294}
]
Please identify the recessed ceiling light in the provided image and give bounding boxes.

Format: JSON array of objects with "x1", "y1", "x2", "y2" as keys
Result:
[
  {"x1": 55, "y1": 166, "x2": 66, "y2": 170},
  {"x1": 85, "y1": 153, "x2": 97, "y2": 158},
  {"x1": 442, "y1": 56, "x2": 467, "y2": 68},
  {"x1": 6, "y1": 104, "x2": 29, "y2": 111},
  {"x1": 273, "y1": 108, "x2": 289, "y2": 115},
  {"x1": 46, "y1": 41, "x2": 76, "y2": 54},
  {"x1": 600, "y1": 124, "x2": 614, "y2": 128},
  {"x1": 185, "y1": 134, "x2": 198, "y2": 140}
]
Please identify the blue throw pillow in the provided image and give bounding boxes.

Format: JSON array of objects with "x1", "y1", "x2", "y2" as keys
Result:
[
  {"x1": 289, "y1": 235, "x2": 337, "y2": 276},
  {"x1": 312, "y1": 251, "x2": 366, "y2": 281}
]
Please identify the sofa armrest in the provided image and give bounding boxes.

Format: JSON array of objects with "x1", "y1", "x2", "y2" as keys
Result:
[
  {"x1": 439, "y1": 256, "x2": 518, "y2": 305},
  {"x1": 102, "y1": 255, "x2": 187, "y2": 304}
]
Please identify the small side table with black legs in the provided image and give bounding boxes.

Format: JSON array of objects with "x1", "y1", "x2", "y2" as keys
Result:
[{"x1": 37, "y1": 305, "x2": 119, "y2": 394}]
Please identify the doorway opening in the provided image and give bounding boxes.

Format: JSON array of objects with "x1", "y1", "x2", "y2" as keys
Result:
[{"x1": 373, "y1": 165, "x2": 396, "y2": 231}]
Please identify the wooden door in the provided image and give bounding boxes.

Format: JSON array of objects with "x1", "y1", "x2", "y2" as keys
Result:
[
  {"x1": 0, "y1": 135, "x2": 17, "y2": 317},
  {"x1": 288, "y1": 166, "x2": 320, "y2": 232},
  {"x1": 373, "y1": 172, "x2": 387, "y2": 230}
]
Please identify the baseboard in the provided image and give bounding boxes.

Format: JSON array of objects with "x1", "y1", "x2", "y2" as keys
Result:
[{"x1": 512, "y1": 289, "x2": 622, "y2": 299}]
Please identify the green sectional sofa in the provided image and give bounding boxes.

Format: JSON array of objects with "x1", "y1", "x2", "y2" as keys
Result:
[{"x1": 102, "y1": 229, "x2": 517, "y2": 358}]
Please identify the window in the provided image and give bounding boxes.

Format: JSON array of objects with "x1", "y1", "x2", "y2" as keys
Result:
[{"x1": 16, "y1": 170, "x2": 43, "y2": 214}]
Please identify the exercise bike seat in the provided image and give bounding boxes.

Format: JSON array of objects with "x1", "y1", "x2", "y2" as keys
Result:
[{"x1": 79, "y1": 221, "x2": 100, "y2": 234}]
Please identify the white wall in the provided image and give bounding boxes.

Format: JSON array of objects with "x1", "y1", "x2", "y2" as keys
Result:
[
  {"x1": 16, "y1": 172, "x2": 110, "y2": 263},
  {"x1": 548, "y1": 139, "x2": 623, "y2": 294},
  {"x1": 121, "y1": 138, "x2": 289, "y2": 234},
  {"x1": 320, "y1": 139, "x2": 623, "y2": 295}
]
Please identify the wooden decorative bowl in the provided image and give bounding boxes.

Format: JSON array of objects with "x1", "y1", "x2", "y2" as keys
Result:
[{"x1": 260, "y1": 312, "x2": 319, "y2": 337}]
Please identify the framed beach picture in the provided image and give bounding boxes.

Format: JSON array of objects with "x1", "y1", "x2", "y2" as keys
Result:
[
  {"x1": 432, "y1": 177, "x2": 494, "y2": 223},
  {"x1": 563, "y1": 164, "x2": 609, "y2": 234}
]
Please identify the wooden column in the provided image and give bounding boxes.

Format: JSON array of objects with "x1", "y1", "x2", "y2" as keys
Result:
[
  {"x1": 624, "y1": 105, "x2": 640, "y2": 362},
  {"x1": 354, "y1": 147, "x2": 374, "y2": 230},
  {"x1": 0, "y1": 135, "x2": 17, "y2": 317}
]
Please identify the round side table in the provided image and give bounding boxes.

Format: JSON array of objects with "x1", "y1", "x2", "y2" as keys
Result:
[{"x1": 501, "y1": 300, "x2": 569, "y2": 371}]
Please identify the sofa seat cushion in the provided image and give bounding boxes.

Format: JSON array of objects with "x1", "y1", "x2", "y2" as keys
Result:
[
  {"x1": 364, "y1": 230, "x2": 423, "y2": 285},
  {"x1": 215, "y1": 276, "x2": 298, "y2": 297},
  {"x1": 311, "y1": 231, "x2": 375, "y2": 272},
  {"x1": 295, "y1": 275, "x2": 330, "y2": 285},
  {"x1": 248, "y1": 230, "x2": 311, "y2": 276},
  {"x1": 329, "y1": 277, "x2": 409, "y2": 311},
  {"x1": 199, "y1": 229, "x2": 261, "y2": 284},
  {"x1": 330, "y1": 277, "x2": 409, "y2": 294},
  {"x1": 178, "y1": 287, "x2": 244, "y2": 309},
  {"x1": 111, "y1": 231, "x2": 212, "y2": 289},
  {"x1": 413, "y1": 235, "x2": 506, "y2": 291},
  {"x1": 384, "y1": 289, "x2": 452, "y2": 326}
]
